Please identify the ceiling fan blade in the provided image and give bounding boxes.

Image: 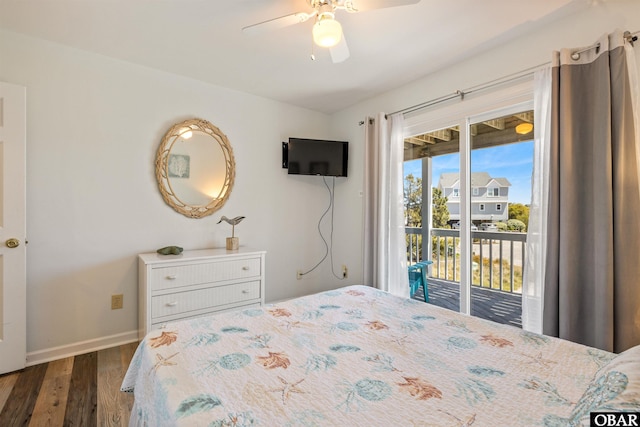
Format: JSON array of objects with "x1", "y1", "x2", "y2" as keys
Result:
[
  {"x1": 242, "y1": 11, "x2": 315, "y2": 36},
  {"x1": 344, "y1": 0, "x2": 421, "y2": 13},
  {"x1": 330, "y1": 35, "x2": 350, "y2": 63}
]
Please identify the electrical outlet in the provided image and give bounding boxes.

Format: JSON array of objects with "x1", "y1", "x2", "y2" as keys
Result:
[
  {"x1": 296, "y1": 270, "x2": 303, "y2": 280},
  {"x1": 111, "y1": 294, "x2": 123, "y2": 310},
  {"x1": 342, "y1": 265, "x2": 348, "y2": 279}
]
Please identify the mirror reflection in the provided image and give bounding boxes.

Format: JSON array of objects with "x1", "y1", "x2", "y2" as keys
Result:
[{"x1": 156, "y1": 118, "x2": 235, "y2": 218}]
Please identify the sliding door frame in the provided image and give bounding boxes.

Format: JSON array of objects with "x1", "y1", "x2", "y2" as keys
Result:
[{"x1": 404, "y1": 80, "x2": 534, "y2": 315}]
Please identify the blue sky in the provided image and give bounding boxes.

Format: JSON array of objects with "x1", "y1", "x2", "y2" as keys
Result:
[{"x1": 404, "y1": 140, "x2": 534, "y2": 204}]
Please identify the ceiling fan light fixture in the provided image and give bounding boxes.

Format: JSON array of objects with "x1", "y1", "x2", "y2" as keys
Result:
[
  {"x1": 515, "y1": 122, "x2": 534, "y2": 135},
  {"x1": 312, "y1": 14, "x2": 342, "y2": 48}
]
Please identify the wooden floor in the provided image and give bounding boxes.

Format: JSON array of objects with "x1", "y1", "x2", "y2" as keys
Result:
[
  {"x1": 0, "y1": 342, "x2": 138, "y2": 427},
  {"x1": 412, "y1": 278, "x2": 523, "y2": 327}
]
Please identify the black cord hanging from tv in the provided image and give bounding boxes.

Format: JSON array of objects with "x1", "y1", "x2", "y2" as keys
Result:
[{"x1": 297, "y1": 176, "x2": 346, "y2": 280}]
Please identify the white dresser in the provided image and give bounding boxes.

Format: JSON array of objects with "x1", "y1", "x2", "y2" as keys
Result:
[{"x1": 138, "y1": 248, "x2": 266, "y2": 338}]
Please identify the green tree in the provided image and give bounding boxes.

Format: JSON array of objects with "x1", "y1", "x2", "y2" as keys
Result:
[
  {"x1": 404, "y1": 173, "x2": 451, "y2": 260},
  {"x1": 404, "y1": 174, "x2": 422, "y2": 227},
  {"x1": 403, "y1": 175, "x2": 450, "y2": 228},
  {"x1": 431, "y1": 186, "x2": 450, "y2": 257},
  {"x1": 509, "y1": 203, "x2": 529, "y2": 227},
  {"x1": 431, "y1": 187, "x2": 449, "y2": 228},
  {"x1": 507, "y1": 219, "x2": 526, "y2": 232},
  {"x1": 404, "y1": 174, "x2": 422, "y2": 262}
]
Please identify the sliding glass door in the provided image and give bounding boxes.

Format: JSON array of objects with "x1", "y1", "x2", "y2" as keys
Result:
[
  {"x1": 468, "y1": 108, "x2": 534, "y2": 326},
  {"x1": 403, "y1": 81, "x2": 534, "y2": 326},
  {"x1": 404, "y1": 125, "x2": 460, "y2": 311}
]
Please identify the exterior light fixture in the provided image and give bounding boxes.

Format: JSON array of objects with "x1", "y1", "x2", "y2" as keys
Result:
[
  {"x1": 515, "y1": 122, "x2": 533, "y2": 135},
  {"x1": 312, "y1": 13, "x2": 342, "y2": 48}
]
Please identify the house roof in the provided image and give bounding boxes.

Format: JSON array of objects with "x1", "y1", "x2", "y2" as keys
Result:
[
  {"x1": 0, "y1": 0, "x2": 587, "y2": 114},
  {"x1": 438, "y1": 172, "x2": 511, "y2": 188}
]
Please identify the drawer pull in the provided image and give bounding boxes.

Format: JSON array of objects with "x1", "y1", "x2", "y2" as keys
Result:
[
  {"x1": 166, "y1": 302, "x2": 178, "y2": 307},
  {"x1": 166, "y1": 275, "x2": 177, "y2": 280},
  {"x1": 242, "y1": 290, "x2": 250, "y2": 294},
  {"x1": 242, "y1": 266, "x2": 250, "y2": 271}
]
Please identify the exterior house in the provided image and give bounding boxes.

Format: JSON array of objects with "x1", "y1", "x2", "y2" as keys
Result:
[{"x1": 438, "y1": 172, "x2": 511, "y2": 224}]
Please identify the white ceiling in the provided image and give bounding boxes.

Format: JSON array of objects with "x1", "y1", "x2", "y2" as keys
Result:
[{"x1": 0, "y1": 0, "x2": 588, "y2": 114}]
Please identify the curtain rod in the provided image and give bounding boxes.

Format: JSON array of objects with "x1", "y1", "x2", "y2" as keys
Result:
[
  {"x1": 571, "y1": 30, "x2": 638, "y2": 60},
  {"x1": 359, "y1": 29, "x2": 639, "y2": 125},
  {"x1": 380, "y1": 62, "x2": 548, "y2": 120}
]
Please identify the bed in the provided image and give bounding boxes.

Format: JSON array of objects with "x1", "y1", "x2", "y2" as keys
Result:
[{"x1": 121, "y1": 285, "x2": 640, "y2": 426}]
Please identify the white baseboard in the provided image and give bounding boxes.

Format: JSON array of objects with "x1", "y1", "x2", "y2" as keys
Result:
[{"x1": 26, "y1": 330, "x2": 139, "y2": 367}]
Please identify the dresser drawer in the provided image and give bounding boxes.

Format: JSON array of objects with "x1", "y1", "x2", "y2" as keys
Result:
[
  {"x1": 151, "y1": 302, "x2": 262, "y2": 331},
  {"x1": 150, "y1": 257, "x2": 261, "y2": 291},
  {"x1": 151, "y1": 280, "x2": 261, "y2": 319}
]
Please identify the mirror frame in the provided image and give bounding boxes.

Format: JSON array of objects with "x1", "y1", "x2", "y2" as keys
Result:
[{"x1": 155, "y1": 118, "x2": 235, "y2": 218}]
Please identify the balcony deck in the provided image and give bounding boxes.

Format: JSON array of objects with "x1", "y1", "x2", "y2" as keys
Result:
[{"x1": 411, "y1": 277, "x2": 523, "y2": 328}]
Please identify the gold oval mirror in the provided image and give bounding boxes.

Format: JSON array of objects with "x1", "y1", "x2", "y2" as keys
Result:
[{"x1": 156, "y1": 118, "x2": 235, "y2": 218}]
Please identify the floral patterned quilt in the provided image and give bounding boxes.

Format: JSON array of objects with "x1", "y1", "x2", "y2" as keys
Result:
[{"x1": 121, "y1": 285, "x2": 621, "y2": 426}]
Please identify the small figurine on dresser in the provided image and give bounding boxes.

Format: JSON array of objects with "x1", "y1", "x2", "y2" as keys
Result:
[
  {"x1": 156, "y1": 246, "x2": 183, "y2": 255},
  {"x1": 217, "y1": 215, "x2": 245, "y2": 250}
]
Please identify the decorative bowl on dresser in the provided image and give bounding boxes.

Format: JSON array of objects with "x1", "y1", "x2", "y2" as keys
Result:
[{"x1": 138, "y1": 247, "x2": 266, "y2": 338}]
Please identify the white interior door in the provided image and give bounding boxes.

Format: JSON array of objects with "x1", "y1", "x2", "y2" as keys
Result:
[{"x1": 0, "y1": 82, "x2": 27, "y2": 374}]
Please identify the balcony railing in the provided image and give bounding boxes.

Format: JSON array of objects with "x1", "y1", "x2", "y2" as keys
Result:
[{"x1": 406, "y1": 227, "x2": 526, "y2": 294}]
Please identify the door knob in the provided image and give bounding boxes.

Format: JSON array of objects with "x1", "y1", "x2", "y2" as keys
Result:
[{"x1": 6, "y1": 238, "x2": 20, "y2": 248}]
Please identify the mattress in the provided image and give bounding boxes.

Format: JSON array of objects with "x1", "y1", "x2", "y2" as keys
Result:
[{"x1": 122, "y1": 285, "x2": 639, "y2": 426}]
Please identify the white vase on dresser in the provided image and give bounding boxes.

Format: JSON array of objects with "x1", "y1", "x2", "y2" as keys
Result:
[{"x1": 138, "y1": 247, "x2": 266, "y2": 339}]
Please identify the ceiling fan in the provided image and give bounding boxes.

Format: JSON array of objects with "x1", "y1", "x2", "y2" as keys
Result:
[{"x1": 242, "y1": 0, "x2": 421, "y2": 63}]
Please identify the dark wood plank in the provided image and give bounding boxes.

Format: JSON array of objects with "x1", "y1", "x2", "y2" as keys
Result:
[
  {"x1": 412, "y1": 278, "x2": 522, "y2": 327},
  {"x1": 0, "y1": 372, "x2": 19, "y2": 413},
  {"x1": 64, "y1": 352, "x2": 97, "y2": 427},
  {"x1": 118, "y1": 342, "x2": 138, "y2": 426},
  {"x1": 0, "y1": 363, "x2": 48, "y2": 427},
  {"x1": 29, "y1": 357, "x2": 74, "y2": 427},
  {"x1": 119, "y1": 342, "x2": 138, "y2": 370},
  {"x1": 97, "y1": 346, "x2": 130, "y2": 426}
]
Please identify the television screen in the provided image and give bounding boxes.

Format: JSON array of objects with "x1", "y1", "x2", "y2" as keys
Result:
[{"x1": 283, "y1": 138, "x2": 348, "y2": 177}]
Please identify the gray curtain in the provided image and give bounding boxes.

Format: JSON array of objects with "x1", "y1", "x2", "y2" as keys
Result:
[{"x1": 543, "y1": 31, "x2": 640, "y2": 353}]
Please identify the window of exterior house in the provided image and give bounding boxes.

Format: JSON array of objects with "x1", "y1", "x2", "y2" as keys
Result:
[
  {"x1": 496, "y1": 203, "x2": 502, "y2": 211},
  {"x1": 479, "y1": 204, "x2": 485, "y2": 211},
  {"x1": 487, "y1": 188, "x2": 499, "y2": 197},
  {"x1": 453, "y1": 188, "x2": 459, "y2": 197},
  {"x1": 472, "y1": 188, "x2": 479, "y2": 196}
]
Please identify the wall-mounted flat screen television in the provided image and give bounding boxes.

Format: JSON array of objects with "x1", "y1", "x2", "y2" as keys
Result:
[{"x1": 282, "y1": 138, "x2": 348, "y2": 177}]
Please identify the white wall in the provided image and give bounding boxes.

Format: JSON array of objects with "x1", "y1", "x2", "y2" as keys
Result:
[
  {"x1": 329, "y1": 0, "x2": 640, "y2": 286},
  {"x1": 0, "y1": 30, "x2": 361, "y2": 358}
]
